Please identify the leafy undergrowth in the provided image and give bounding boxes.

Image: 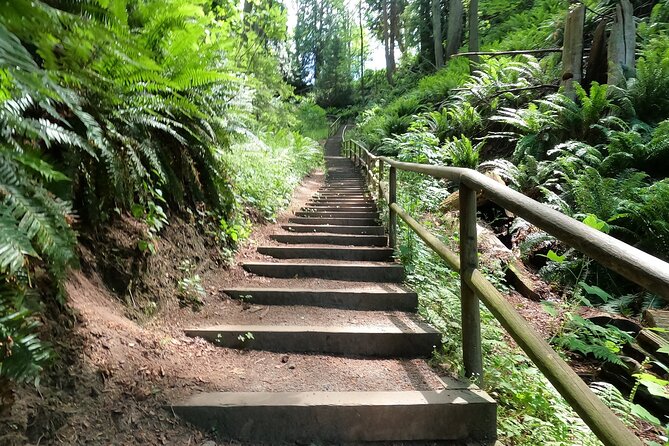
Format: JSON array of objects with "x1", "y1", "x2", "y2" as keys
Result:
[
  {"x1": 222, "y1": 131, "x2": 324, "y2": 223},
  {"x1": 0, "y1": 0, "x2": 328, "y2": 394}
]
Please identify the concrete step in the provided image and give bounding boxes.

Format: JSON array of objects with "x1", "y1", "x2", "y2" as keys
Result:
[
  {"x1": 307, "y1": 200, "x2": 375, "y2": 206},
  {"x1": 257, "y1": 246, "x2": 394, "y2": 261},
  {"x1": 288, "y1": 217, "x2": 380, "y2": 226},
  {"x1": 310, "y1": 196, "x2": 372, "y2": 200},
  {"x1": 316, "y1": 190, "x2": 367, "y2": 194},
  {"x1": 272, "y1": 232, "x2": 387, "y2": 245},
  {"x1": 242, "y1": 262, "x2": 404, "y2": 282},
  {"x1": 185, "y1": 324, "x2": 438, "y2": 356},
  {"x1": 221, "y1": 287, "x2": 417, "y2": 311},
  {"x1": 313, "y1": 192, "x2": 370, "y2": 197},
  {"x1": 294, "y1": 211, "x2": 379, "y2": 218},
  {"x1": 301, "y1": 205, "x2": 377, "y2": 211},
  {"x1": 281, "y1": 224, "x2": 385, "y2": 235},
  {"x1": 172, "y1": 390, "x2": 496, "y2": 443}
]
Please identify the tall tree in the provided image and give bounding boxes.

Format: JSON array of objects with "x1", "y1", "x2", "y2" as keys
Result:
[
  {"x1": 293, "y1": 0, "x2": 353, "y2": 105},
  {"x1": 359, "y1": 0, "x2": 365, "y2": 93},
  {"x1": 366, "y1": 0, "x2": 404, "y2": 83},
  {"x1": 445, "y1": 0, "x2": 463, "y2": 59},
  {"x1": 432, "y1": 0, "x2": 443, "y2": 68},
  {"x1": 468, "y1": 0, "x2": 479, "y2": 70}
]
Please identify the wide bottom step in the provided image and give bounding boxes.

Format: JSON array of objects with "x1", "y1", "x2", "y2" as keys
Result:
[{"x1": 172, "y1": 390, "x2": 496, "y2": 443}]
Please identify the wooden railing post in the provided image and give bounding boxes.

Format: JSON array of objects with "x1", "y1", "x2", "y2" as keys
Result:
[
  {"x1": 389, "y1": 166, "x2": 397, "y2": 249},
  {"x1": 378, "y1": 159, "x2": 384, "y2": 200},
  {"x1": 459, "y1": 184, "x2": 483, "y2": 385}
]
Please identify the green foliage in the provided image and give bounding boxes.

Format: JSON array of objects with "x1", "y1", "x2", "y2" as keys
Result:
[
  {"x1": 0, "y1": 292, "x2": 52, "y2": 385},
  {"x1": 176, "y1": 259, "x2": 205, "y2": 310},
  {"x1": 427, "y1": 102, "x2": 483, "y2": 143},
  {"x1": 293, "y1": 0, "x2": 354, "y2": 107},
  {"x1": 396, "y1": 218, "x2": 599, "y2": 445},
  {"x1": 222, "y1": 131, "x2": 323, "y2": 222},
  {"x1": 295, "y1": 99, "x2": 329, "y2": 141},
  {"x1": 629, "y1": 38, "x2": 669, "y2": 123},
  {"x1": 441, "y1": 135, "x2": 482, "y2": 168},
  {"x1": 479, "y1": 0, "x2": 565, "y2": 50},
  {"x1": 493, "y1": 83, "x2": 615, "y2": 162},
  {"x1": 0, "y1": 0, "x2": 320, "y2": 387},
  {"x1": 553, "y1": 313, "x2": 634, "y2": 366}
]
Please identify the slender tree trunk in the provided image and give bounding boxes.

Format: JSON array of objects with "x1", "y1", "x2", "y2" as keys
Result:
[
  {"x1": 314, "y1": 0, "x2": 323, "y2": 81},
  {"x1": 445, "y1": 0, "x2": 463, "y2": 59},
  {"x1": 382, "y1": 0, "x2": 394, "y2": 84},
  {"x1": 584, "y1": 19, "x2": 608, "y2": 91},
  {"x1": 359, "y1": 0, "x2": 365, "y2": 94},
  {"x1": 389, "y1": 0, "x2": 397, "y2": 77},
  {"x1": 419, "y1": 0, "x2": 434, "y2": 66},
  {"x1": 432, "y1": 0, "x2": 444, "y2": 69},
  {"x1": 346, "y1": 10, "x2": 352, "y2": 79},
  {"x1": 468, "y1": 0, "x2": 479, "y2": 70}
]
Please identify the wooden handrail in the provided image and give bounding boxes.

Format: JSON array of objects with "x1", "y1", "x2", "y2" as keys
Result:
[
  {"x1": 340, "y1": 135, "x2": 653, "y2": 446},
  {"x1": 346, "y1": 140, "x2": 669, "y2": 300},
  {"x1": 328, "y1": 116, "x2": 342, "y2": 137}
]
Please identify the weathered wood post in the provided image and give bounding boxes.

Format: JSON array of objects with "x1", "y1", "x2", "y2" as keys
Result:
[
  {"x1": 459, "y1": 183, "x2": 483, "y2": 385},
  {"x1": 561, "y1": 4, "x2": 585, "y2": 98},
  {"x1": 608, "y1": 0, "x2": 636, "y2": 86},
  {"x1": 378, "y1": 159, "x2": 384, "y2": 200},
  {"x1": 388, "y1": 166, "x2": 397, "y2": 249}
]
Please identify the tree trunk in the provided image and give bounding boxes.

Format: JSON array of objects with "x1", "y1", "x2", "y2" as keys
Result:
[
  {"x1": 419, "y1": 0, "x2": 434, "y2": 66},
  {"x1": 445, "y1": 0, "x2": 463, "y2": 59},
  {"x1": 560, "y1": 4, "x2": 585, "y2": 99},
  {"x1": 432, "y1": 0, "x2": 444, "y2": 69},
  {"x1": 389, "y1": 0, "x2": 398, "y2": 78},
  {"x1": 382, "y1": 0, "x2": 395, "y2": 84},
  {"x1": 608, "y1": 0, "x2": 636, "y2": 86},
  {"x1": 584, "y1": 19, "x2": 608, "y2": 91},
  {"x1": 468, "y1": 0, "x2": 479, "y2": 70},
  {"x1": 359, "y1": 0, "x2": 364, "y2": 94}
]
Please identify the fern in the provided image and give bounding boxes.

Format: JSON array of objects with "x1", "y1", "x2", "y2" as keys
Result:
[
  {"x1": 441, "y1": 134, "x2": 482, "y2": 169},
  {"x1": 553, "y1": 314, "x2": 634, "y2": 366}
]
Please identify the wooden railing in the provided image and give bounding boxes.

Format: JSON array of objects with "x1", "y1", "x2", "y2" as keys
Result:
[
  {"x1": 328, "y1": 116, "x2": 342, "y2": 137},
  {"x1": 341, "y1": 130, "x2": 669, "y2": 446}
]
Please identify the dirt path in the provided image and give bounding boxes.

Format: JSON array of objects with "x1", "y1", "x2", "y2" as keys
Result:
[{"x1": 0, "y1": 164, "x2": 459, "y2": 445}]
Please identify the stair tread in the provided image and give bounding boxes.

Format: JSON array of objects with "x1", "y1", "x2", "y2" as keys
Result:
[
  {"x1": 187, "y1": 323, "x2": 438, "y2": 334},
  {"x1": 175, "y1": 389, "x2": 493, "y2": 406},
  {"x1": 222, "y1": 286, "x2": 413, "y2": 293}
]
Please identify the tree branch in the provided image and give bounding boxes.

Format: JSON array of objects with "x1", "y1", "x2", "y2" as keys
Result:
[{"x1": 452, "y1": 48, "x2": 563, "y2": 57}]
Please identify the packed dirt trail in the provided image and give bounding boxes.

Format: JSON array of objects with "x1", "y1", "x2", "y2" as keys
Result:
[{"x1": 2, "y1": 130, "x2": 495, "y2": 445}]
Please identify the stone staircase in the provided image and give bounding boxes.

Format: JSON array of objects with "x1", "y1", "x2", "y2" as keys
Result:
[{"x1": 172, "y1": 151, "x2": 497, "y2": 444}]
